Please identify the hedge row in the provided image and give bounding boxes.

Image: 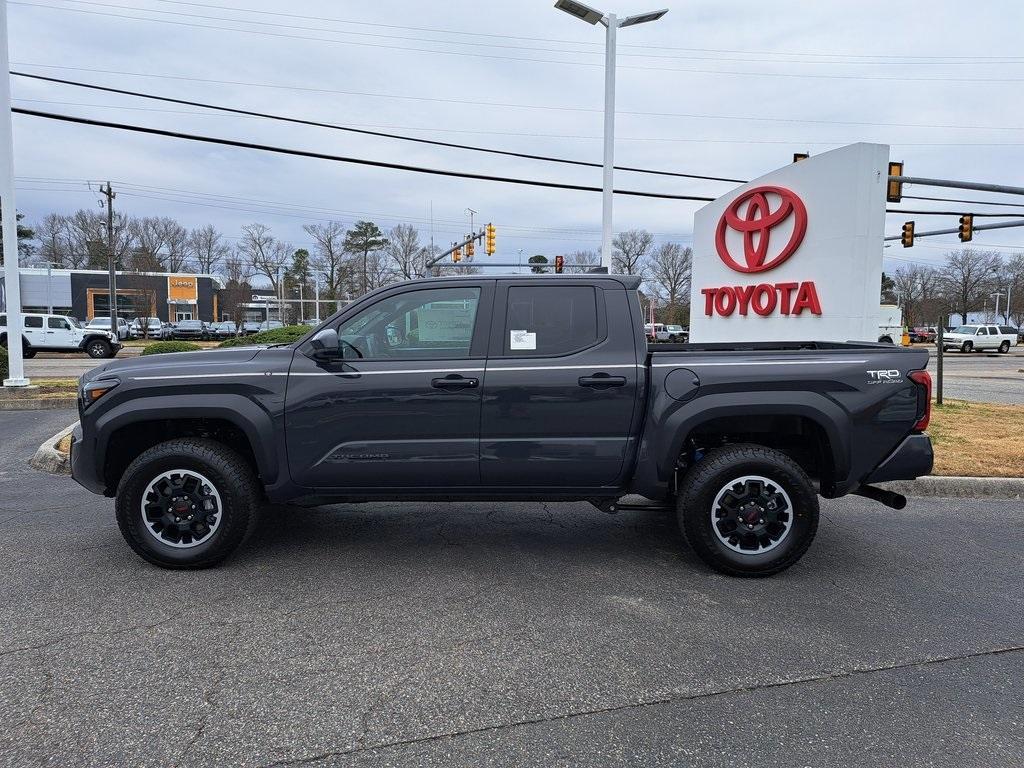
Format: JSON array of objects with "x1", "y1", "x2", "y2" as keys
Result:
[
  {"x1": 140, "y1": 341, "x2": 203, "y2": 356},
  {"x1": 218, "y1": 325, "x2": 308, "y2": 348}
]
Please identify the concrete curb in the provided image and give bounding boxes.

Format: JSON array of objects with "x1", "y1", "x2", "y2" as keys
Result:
[
  {"x1": 880, "y1": 476, "x2": 1024, "y2": 500},
  {"x1": 29, "y1": 422, "x2": 76, "y2": 476},
  {"x1": 0, "y1": 397, "x2": 77, "y2": 411}
]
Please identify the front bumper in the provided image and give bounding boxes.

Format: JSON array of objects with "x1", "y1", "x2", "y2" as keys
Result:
[
  {"x1": 69, "y1": 423, "x2": 107, "y2": 495},
  {"x1": 864, "y1": 433, "x2": 934, "y2": 484}
]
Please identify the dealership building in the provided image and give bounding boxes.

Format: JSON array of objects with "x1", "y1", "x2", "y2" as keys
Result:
[{"x1": 0, "y1": 267, "x2": 221, "y2": 322}]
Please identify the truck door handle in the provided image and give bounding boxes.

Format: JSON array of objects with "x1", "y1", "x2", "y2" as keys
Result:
[
  {"x1": 578, "y1": 374, "x2": 627, "y2": 389},
  {"x1": 431, "y1": 375, "x2": 479, "y2": 390}
]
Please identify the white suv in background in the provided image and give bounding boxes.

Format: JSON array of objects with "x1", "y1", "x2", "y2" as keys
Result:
[
  {"x1": 0, "y1": 313, "x2": 122, "y2": 359},
  {"x1": 940, "y1": 324, "x2": 1017, "y2": 353},
  {"x1": 86, "y1": 316, "x2": 130, "y2": 340}
]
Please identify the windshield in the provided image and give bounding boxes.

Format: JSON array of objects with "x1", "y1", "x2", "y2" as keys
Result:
[
  {"x1": 179, "y1": 320, "x2": 202, "y2": 328},
  {"x1": 666, "y1": 325, "x2": 683, "y2": 332},
  {"x1": 952, "y1": 326, "x2": 977, "y2": 334},
  {"x1": 87, "y1": 318, "x2": 109, "y2": 327},
  {"x1": 67, "y1": 316, "x2": 82, "y2": 328}
]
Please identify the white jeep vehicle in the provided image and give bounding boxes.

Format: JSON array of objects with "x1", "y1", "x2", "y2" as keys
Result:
[
  {"x1": 0, "y1": 312, "x2": 122, "y2": 359},
  {"x1": 940, "y1": 324, "x2": 1017, "y2": 354}
]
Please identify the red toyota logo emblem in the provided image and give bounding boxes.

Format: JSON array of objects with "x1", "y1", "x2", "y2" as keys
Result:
[{"x1": 715, "y1": 186, "x2": 807, "y2": 273}]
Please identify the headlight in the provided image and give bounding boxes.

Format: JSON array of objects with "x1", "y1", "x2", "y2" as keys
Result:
[{"x1": 82, "y1": 377, "x2": 119, "y2": 407}]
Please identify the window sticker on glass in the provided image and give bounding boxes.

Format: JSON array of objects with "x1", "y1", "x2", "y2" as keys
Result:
[{"x1": 510, "y1": 330, "x2": 537, "y2": 350}]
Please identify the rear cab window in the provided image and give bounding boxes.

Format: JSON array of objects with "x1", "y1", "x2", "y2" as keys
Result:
[{"x1": 498, "y1": 284, "x2": 605, "y2": 357}]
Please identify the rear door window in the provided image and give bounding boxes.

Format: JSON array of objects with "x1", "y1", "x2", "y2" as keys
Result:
[
  {"x1": 502, "y1": 285, "x2": 601, "y2": 357},
  {"x1": 24, "y1": 316, "x2": 43, "y2": 328}
]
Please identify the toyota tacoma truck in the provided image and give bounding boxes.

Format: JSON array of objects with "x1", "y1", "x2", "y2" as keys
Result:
[{"x1": 71, "y1": 275, "x2": 933, "y2": 576}]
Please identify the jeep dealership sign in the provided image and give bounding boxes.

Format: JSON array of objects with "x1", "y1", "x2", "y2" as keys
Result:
[{"x1": 689, "y1": 143, "x2": 889, "y2": 343}]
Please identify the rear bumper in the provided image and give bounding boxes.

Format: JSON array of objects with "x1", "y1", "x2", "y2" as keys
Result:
[
  {"x1": 69, "y1": 424, "x2": 107, "y2": 495},
  {"x1": 864, "y1": 433, "x2": 934, "y2": 484}
]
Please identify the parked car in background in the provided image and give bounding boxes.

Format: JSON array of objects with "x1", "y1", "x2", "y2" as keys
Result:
[
  {"x1": 661, "y1": 324, "x2": 688, "y2": 342},
  {"x1": 241, "y1": 321, "x2": 262, "y2": 335},
  {"x1": 257, "y1": 320, "x2": 284, "y2": 332},
  {"x1": 211, "y1": 321, "x2": 239, "y2": 339},
  {"x1": 301, "y1": 318, "x2": 322, "y2": 327},
  {"x1": 171, "y1": 319, "x2": 209, "y2": 341},
  {"x1": 909, "y1": 326, "x2": 936, "y2": 343},
  {"x1": 86, "y1": 316, "x2": 130, "y2": 340},
  {"x1": 1, "y1": 312, "x2": 121, "y2": 358},
  {"x1": 940, "y1": 325, "x2": 1017, "y2": 353},
  {"x1": 129, "y1": 317, "x2": 171, "y2": 340}
]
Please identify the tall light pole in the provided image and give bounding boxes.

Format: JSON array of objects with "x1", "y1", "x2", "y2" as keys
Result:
[
  {"x1": 0, "y1": 1, "x2": 28, "y2": 386},
  {"x1": 554, "y1": 1, "x2": 667, "y2": 273},
  {"x1": 992, "y1": 291, "x2": 1007, "y2": 323}
]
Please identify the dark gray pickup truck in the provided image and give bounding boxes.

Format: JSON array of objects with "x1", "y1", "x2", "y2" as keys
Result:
[{"x1": 71, "y1": 274, "x2": 933, "y2": 575}]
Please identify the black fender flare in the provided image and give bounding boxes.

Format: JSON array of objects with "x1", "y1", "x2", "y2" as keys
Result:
[
  {"x1": 654, "y1": 392, "x2": 851, "y2": 494},
  {"x1": 93, "y1": 394, "x2": 281, "y2": 485}
]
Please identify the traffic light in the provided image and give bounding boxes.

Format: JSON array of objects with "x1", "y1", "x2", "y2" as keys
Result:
[
  {"x1": 466, "y1": 236, "x2": 475, "y2": 258},
  {"x1": 485, "y1": 223, "x2": 496, "y2": 255},
  {"x1": 901, "y1": 221, "x2": 914, "y2": 248},
  {"x1": 452, "y1": 244, "x2": 461, "y2": 263},
  {"x1": 958, "y1": 214, "x2": 973, "y2": 242},
  {"x1": 887, "y1": 161, "x2": 904, "y2": 203},
  {"x1": 554, "y1": 255, "x2": 565, "y2": 274}
]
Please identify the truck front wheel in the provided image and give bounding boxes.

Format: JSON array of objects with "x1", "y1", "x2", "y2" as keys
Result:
[
  {"x1": 115, "y1": 439, "x2": 261, "y2": 569},
  {"x1": 676, "y1": 444, "x2": 819, "y2": 577}
]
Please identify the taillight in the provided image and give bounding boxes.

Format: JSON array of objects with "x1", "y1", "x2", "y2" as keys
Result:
[{"x1": 908, "y1": 370, "x2": 931, "y2": 431}]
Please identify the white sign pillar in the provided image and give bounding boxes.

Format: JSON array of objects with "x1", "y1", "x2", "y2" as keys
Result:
[
  {"x1": 689, "y1": 143, "x2": 889, "y2": 344},
  {"x1": 0, "y1": 1, "x2": 28, "y2": 386}
]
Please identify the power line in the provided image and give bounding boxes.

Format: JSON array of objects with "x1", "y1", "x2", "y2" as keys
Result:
[
  {"x1": 14, "y1": 63, "x2": 1022, "y2": 132},
  {"x1": 9, "y1": 72, "x2": 746, "y2": 183},
  {"x1": 886, "y1": 209, "x2": 1024, "y2": 218},
  {"x1": 902, "y1": 194, "x2": 1024, "y2": 210},
  {"x1": 138, "y1": 0, "x2": 1024, "y2": 62},
  {"x1": 11, "y1": 107, "x2": 719, "y2": 202},
  {"x1": 13, "y1": 2, "x2": 1024, "y2": 84},
  {"x1": 33, "y1": 0, "x2": 1024, "y2": 68}
]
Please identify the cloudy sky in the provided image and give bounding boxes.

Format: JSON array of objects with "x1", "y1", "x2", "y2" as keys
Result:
[{"x1": 8, "y1": 0, "x2": 1024, "y2": 278}]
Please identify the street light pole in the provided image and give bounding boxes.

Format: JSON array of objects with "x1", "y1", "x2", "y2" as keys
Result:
[
  {"x1": 600, "y1": 13, "x2": 617, "y2": 273},
  {"x1": 0, "y1": 0, "x2": 28, "y2": 386},
  {"x1": 553, "y1": 1, "x2": 667, "y2": 273}
]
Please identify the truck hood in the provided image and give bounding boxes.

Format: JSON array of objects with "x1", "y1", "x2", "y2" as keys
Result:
[{"x1": 82, "y1": 346, "x2": 267, "y2": 382}]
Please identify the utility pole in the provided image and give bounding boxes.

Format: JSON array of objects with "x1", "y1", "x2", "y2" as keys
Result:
[
  {"x1": 99, "y1": 182, "x2": 118, "y2": 332},
  {"x1": 1, "y1": 0, "x2": 28, "y2": 386}
]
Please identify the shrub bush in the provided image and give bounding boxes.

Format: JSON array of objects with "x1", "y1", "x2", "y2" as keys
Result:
[
  {"x1": 0, "y1": 345, "x2": 7, "y2": 380},
  {"x1": 140, "y1": 341, "x2": 203, "y2": 356},
  {"x1": 218, "y1": 325, "x2": 308, "y2": 348}
]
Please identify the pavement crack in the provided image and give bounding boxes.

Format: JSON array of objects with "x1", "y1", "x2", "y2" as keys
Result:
[
  {"x1": 254, "y1": 644, "x2": 1024, "y2": 767},
  {"x1": 172, "y1": 667, "x2": 229, "y2": 768},
  {"x1": 1, "y1": 617, "x2": 176, "y2": 657}
]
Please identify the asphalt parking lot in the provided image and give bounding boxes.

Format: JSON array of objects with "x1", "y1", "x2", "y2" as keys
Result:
[
  {"x1": 2, "y1": 409, "x2": 1022, "y2": 767},
  {"x1": 22, "y1": 345, "x2": 1024, "y2": 405}
]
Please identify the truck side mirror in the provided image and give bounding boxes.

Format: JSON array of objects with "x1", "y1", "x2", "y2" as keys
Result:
[{"x1": 309, "y1": 327, "x2": 340, "y2": 360}]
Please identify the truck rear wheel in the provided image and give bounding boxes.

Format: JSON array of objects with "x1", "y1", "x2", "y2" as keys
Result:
[
  {"x1": 676, "y1": 444, "x2": 819, "y2": 577},
  {"x1": 115, "y1": 438, "x2": 261, "y2": 569}
]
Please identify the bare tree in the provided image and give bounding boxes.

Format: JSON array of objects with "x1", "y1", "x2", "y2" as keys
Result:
[
  {"x1": 1005, "y1": 253, "x2": 1024, "y2": 327},
  {"x1": 304, "y1": 221, "x2": 348, "y2": 299},
  {"x1": 565, "y1": 249, "x2": 599, "y2": 274},
  {"x1": 34, "y1": 213, "x2": 77, "y2": 268},
  {"x1": 238, "y1": 223, "x2": 291, "y2": 291},
  {"x1": 612, "y1": 229, "x2": 653, "y2": 276},
  {"x1": 386, "y1": 223, "x2": 427, "y2": 280},
  {"x1": 647, "y1": 243, "x2": 692, "y2": 324},
  {"x1": 65, "y1": 209, "x2": 132, "y2": 268},
  {"x1": 129, "y1": 216, "x2": 190, "y2": 272},
  {"x1": 940, "y1": 248, "x2": 1002, "y2": 325},
  {"x1": 188, "y1": 224, "x2": 229, "y2": 274},
  {"x1": 220, "y1": 250, "x2": 254, "y2": 329}
]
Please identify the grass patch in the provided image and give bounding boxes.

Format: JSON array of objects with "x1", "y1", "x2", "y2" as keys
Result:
[
  {"x1": 0, "y1": 377, "x2": 78, "y2": 400},
  {"x1": 929, "y1": 399, "x2": 1024, "y2": 477}
]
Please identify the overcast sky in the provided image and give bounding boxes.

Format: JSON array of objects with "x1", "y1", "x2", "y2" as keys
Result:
[{"x1": 8, "y1": 0, "x2": 1024, "y2": 277}]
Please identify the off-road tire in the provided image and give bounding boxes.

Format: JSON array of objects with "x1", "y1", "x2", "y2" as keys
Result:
[
  {"x1": 86, "y1": 338, "x2": 113, "y2": 358},
  {"x1": 999, "y1": 340, "x2": 1011, "y2": 353},
  {"x1": 116, "y1": 438, "x2": 262, "y2": 569},
  {"x1": 962, "y1": 341, "x2": 973, "y2": 353},
  {"x1": 677, "y1": 444, "x2": 819, "y2": 577}
]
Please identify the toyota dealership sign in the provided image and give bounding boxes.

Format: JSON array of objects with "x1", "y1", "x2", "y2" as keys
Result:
[{"x1": 689, "y1": 143, "x2": 889, "y2": 343}]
